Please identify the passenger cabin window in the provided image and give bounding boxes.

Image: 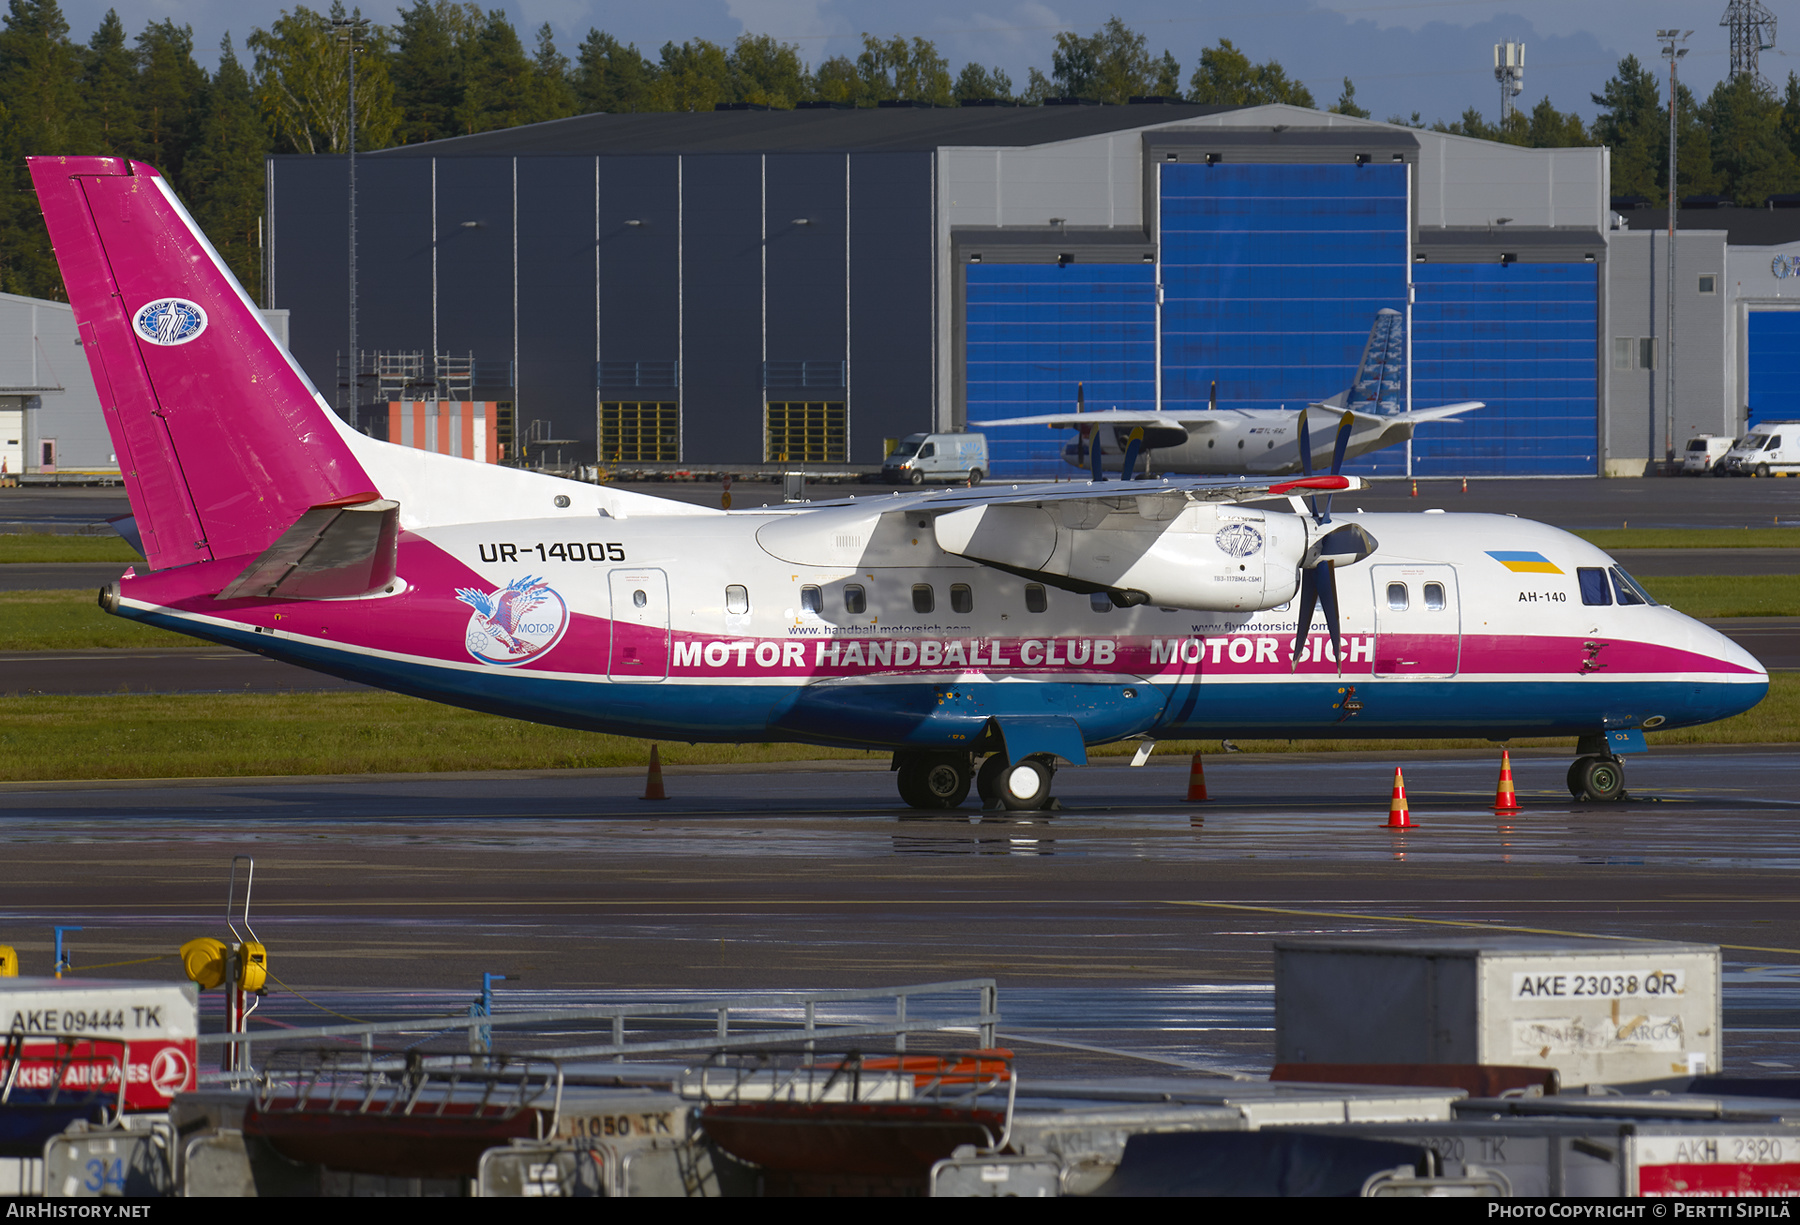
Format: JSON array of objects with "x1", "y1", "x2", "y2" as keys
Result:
[
  {"x1": 1386, "y1": 582, "x2": 1408, "y2": 611},
  {"x1": 1025, "y1": 584, "x2": 1048, "y2": 614},
  {"x1": 844, "y1": 584, "x2": 866, "y2": 614},
  {"x1": 800, "y1": 585, "x2": 822, "y2": 614},
  {"x1": 950, "y1": 584, "x2": 973, "y2": 614},
  {"x1": 633, "y1": 590, "x2": 647, "y2": 608},
  {"x1": 1423, "y1": 582, "x2": 1446, "y2": 611},
  {"x1": 725, "y1": 585, "x2": 749, "y2": 615},
  {"x1": 1577, "y1": 568, "x2": 1612, "y2": 605},
  {"x1": 912, "y1": 584, "x2": 934, "y2": 614},
  {"x1": 1090, "y1": 592, "x2": 1112, "y2": 613}
]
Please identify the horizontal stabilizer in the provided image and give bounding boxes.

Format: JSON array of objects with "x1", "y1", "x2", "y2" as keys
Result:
[{"x1": 217, "y1": 499, "x2": 400, "y2": 601}]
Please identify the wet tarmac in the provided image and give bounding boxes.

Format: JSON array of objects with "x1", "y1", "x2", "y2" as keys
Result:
[{"x1": 3, "y1": 749, "x2": 1798, "y2": 1075}]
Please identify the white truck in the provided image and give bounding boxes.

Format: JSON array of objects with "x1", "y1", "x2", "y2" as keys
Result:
[
  {"x1": 1681, "y1": 433, "x2": 1734, "y2": 474},
  {"x1": 1722, "y1": 423, "x2": 1800, "y2": 476},
  {"x1": 882, "y1": 432, "x2": 987, "y2": 485}
]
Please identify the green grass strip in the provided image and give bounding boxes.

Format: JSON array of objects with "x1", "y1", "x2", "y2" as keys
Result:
[
  {"x1": 0, "y1": 590, "x2": 190, "y2": 651},
  {"x1": 1576, "y1": 527, "x2": 1800, "y2": 549},
  {"x1": 0, "y1": 675, "x2": 1788, "y2": 784},
  {"x1": 0, "y1": 534, "x2": 140, "y2": 563},
  {"x1": 1636, "y1": 575, "x2": 1800, "y2": 618}
]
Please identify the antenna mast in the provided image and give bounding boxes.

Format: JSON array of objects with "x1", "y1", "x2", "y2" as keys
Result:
[{"x1": 1494, "y1": 41, "x2": 1525, "y2": 124}]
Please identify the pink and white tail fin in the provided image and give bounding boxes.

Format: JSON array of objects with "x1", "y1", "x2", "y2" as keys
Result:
[{"x1": 30, "y1": 156, "x2": 377, "y2": 571}]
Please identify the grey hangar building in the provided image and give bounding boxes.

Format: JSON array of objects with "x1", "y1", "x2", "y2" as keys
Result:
[{"x1": 262, "y1": 102, "x2": 1800, "y2": 482}]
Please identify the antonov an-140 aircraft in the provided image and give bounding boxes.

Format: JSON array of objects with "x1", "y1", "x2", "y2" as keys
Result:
[
  {"x1": 984, "y1": 309, "x2": 1484, "y2": 477},
  {"x1": 33, "y1": 156, "x2": 1765, "y2": 810}
]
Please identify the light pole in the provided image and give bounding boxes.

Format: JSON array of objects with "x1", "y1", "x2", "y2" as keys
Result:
[
  {"x1": 1657, "y1": 29, "x2": 1691, "y2": 468},
  {"x1": 331, "y1": 15, "x2": 370, "y2": 421}
]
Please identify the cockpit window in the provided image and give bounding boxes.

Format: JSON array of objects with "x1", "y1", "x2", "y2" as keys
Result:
[
  {"x1": 1610, "y1": 567, "x2": 1656, "y2": 606},
  {"x1": 1577, "y1": 568, "x2": 1612, "y2": 606}
]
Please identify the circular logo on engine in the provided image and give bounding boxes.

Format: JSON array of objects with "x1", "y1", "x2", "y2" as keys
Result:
[
  {"x1": 133, "y1": 298, "x2": 208, "y2": 346},
  {"x1": 1215, "y1": 522, "x2": 1265, "y2": 557},
  {"x1": 454, "y1": 575, "x2": 569, "y2": 666}
]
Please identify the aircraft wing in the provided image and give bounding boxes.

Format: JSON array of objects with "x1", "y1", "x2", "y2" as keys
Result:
[
  {"x1": 975, "y1": 409, "x2": 1224, "y2": 430},
  {"x1": 1379, "y1": 400, "x2": 1484, "y2": 424},
  {"x1": 792, "y1": 473, "x2": 1361, "y2": 514}
]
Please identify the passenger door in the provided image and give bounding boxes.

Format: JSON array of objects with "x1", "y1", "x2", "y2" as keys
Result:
[
  {"x1": 1371, "y1": 565, "x2": 1460, "y2": 678},
  {"x1": 608, "y1": 568, "x2": 670, "y2": 682}
]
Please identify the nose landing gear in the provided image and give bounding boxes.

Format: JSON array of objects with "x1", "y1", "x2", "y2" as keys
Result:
[{"x1": 1567, "y1": 754, "x2": 1626, "y2": 802}]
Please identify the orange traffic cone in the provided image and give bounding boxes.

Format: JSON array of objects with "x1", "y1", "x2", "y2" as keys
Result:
[
  {"x1": 643, "y1": 744, "x2": 668, "y2": 801},
  {"x1": 1186, "y1": 752, "x2": 1210, "y2": 802},
  {"x1": 1410, "y1": 480, "x2": 1419, "y2": 498},
  {"x1": 1385, "y1": 767, "x2": 1412, "y2": 828},
  {"x1": 1461, "y1": 477, "x2": 1468, "y2": 494},
  {"x1": 1493, "y1": 748, "x2": 1520, "y2": 812}
]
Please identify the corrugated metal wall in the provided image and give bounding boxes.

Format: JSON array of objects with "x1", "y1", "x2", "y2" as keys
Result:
[
  {"x1": 1411, "y1": 263, "x2": 1599, "y2": 476},
  {"x1": 963, "y1": 263, "x2": 1156, "y2": 478}
]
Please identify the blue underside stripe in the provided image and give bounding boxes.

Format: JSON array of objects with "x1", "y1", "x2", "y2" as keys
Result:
[{"x1": 127, "y1": 608, "x2": 1768, "y2": 750}]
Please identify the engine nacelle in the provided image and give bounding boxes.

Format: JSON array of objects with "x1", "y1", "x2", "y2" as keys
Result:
[{"x1": 932, "y1": 499, "x2": 1304, "y2": 612}]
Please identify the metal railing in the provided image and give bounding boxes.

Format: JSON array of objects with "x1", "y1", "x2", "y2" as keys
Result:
[{"x1": 197, "y1": 979, "x2": 999, "y2": 1084}]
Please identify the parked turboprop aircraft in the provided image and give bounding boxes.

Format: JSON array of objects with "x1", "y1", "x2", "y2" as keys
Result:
[
  {"x1": 33, "y1": 157, "x2": 1765, "y2": 810},
  {"x1": 983, "y1": 309, "x2": 1483, "y2": 476}
]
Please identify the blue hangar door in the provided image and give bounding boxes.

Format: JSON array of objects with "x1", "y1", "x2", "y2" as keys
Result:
[{"x1": 1747, "y1": 310, "x2": 1800, "y2": 431}]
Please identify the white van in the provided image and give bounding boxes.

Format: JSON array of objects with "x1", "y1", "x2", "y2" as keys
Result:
[
  {"x1": 1722, "y1": 423, "x2": 1800, "y2": 476},
  {"x1": 1681, "y1": 434, "x2": 1734, "y2": 474},
  {"x1": 882, "y1": 433, "x2": 988, "y2": 485}
]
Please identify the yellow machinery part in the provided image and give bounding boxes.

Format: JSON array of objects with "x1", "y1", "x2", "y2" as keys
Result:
[
  {"x1": 179, "y1": 937, "x2": 227, "y2": 990},
  {"x1": 0, "y1": 945, "x2": 16, "y2": 976},
  {"x1": 238, "y1": 941, "x2": 268, "y2": 992}
]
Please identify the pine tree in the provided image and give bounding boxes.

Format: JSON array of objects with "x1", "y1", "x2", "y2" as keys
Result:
[
  {"x1": 391, "y1": 0, "x2": 478, "y2": 144},
  {"x1": 83, "y1": 9, "x2": 141, "y2": 155},
  {"x1": 1525, "y1": 98, "x2": 1587, "y2": 147},
  {"x1": 1186, "y1": 39, "x2": 1313, "y2": 108},
  {"x1": 1330, "y1": 77, "x2": 1370, "y2": 119},
  {"x1": 0, "y1": 0, "x2": 95, "y2": 299},
  {"x1": 134, "y1": 18, "x2": 207, "y2": 180},
  {"x1": 1592, "y1": 55, "x2": 1663, "y2": 198},
  {"x1": 573, "y1": 29, "x2": 653, "y2": 113},
  {"x1": 455, "y1": 9, "x2": 535, "y2": 132},
  {"x1": 183, "y1": 36, "x2": 270, "y2": 299},
  {"x1": 1704, "y1": 73, "x2": 1798, "y2": 205},
  {"x1": 953, "y1": 63, "x2": 1013, "y2": 103},
  {"x1": 522, "y1": 23, "x2": 574, "y2": 123}
]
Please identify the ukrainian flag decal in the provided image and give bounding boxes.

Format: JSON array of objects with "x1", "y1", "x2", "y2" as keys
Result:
[{"x1": 1486, "y1": 550, "x2": 1564, "y2": 574}]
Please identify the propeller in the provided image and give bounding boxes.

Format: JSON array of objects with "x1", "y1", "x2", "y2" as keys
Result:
[
  {"x1": 1120, "y1": 427, "x2": 1144, "y2": 481},
  {"x1": 1289, "y1": 410, "x2": 1370, "y2": 672}
]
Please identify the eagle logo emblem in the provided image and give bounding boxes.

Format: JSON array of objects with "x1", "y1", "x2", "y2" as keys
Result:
[
  {"x1": 455, "y1": 575, "x2": 569, "y2": 665},
  {"x1": 132, "y1": 298, "x2": 208, "y2": 346}
]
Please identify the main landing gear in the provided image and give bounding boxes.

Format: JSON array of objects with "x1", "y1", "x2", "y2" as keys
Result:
[
  {"x1": 893, "y1": 751, "x2": 1058, "y2": 811},
  {"x1": 1567, "y1": 754, "x2": 1626, "y2": 802}
]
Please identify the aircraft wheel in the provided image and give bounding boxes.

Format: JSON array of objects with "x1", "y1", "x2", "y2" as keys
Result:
[
  {"x1": 896, "y1": 754, "x2": 970, "y2": 809},
  {"x1": 1567, "y1": 755, "x2": 1626, "y2": 802},
  {"x1": 909, "y1": 469, "x2": 926, "y2": 486},
  {"x1": 976, "y1": 753, "x2": 1007, "y2": 804},
  {"x1": 998, "y1": 756, "x2": 1055, "y2": 811}
]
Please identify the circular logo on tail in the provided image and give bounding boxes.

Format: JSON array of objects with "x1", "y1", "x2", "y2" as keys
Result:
[{"x1": 133, "y1": 298, "x2": 208, "y2": 346}]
